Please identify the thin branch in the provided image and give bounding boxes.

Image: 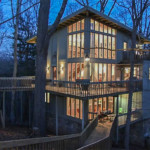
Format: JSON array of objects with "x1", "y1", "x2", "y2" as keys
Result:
[{"x1": 0, "y1": 2, "x2": 40, "y2": 26}]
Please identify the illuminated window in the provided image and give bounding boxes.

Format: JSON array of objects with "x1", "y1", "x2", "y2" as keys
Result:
[
  {"x1": 103, "y1": 64, "x2": 107, "y2": 81},
  {"x1": 73, "y1": 23, "x2": 76, "y2": 32},
  {"x1": 95, "y1": 21, "x2": 99, "y2": 31},
  {"x1": 99, "y1": 34, "x2": 103, "y2": 58},
  {"x1": 108, "y1": 36, "x2": 111, "y2": 59},
  {"x1": 95, "y1": 34, "x2": 98, "y2": 58},
  {"x1": 68, "y1": 64, "x2": 71, "y2": 81},
  {"x1": 68, "y1": 35, "x2": 72, "y2": 58},
  {"x1": 112, "y1": 29, "x2": 116, "y2": 35},
  {"x1": 71, "y1": 98, "x2": 75, "y2": 117},
  {"x1": 77, "y1": 21, "x2": 81, "y2": 31},
  {"x1": 112, "y1": 37, "x2": 116, "y2": 59},
  {"x1": 81, "y1": 33, "x2": 84, "y2": 57},
  {"x1": 72, "y1": 63, "x2": 76, "y2": 81},
  {"x1": 91, "y1": 19, "x2": 94, "y2": 30},
  {"x1": 53, "y1": 67, "x2": 57, "y2": 80},
  {"x1": 104, "y1": 35, "x2": 107, "y2": 59},
  {"x1": 81, "y1": 19, "x2": 84, "y2": 30},
  {"x1": 67, "y1": 97, "x2": 71, "y2": 116},
  {"x1": 76, "y1": 99, "x2": 80, "y2": 118},
  {"x1": 123, "y1": 42, "x2": 127, "y2": 51},
  {"x1": 108, "y1": 27, "x2": 111, "y2": 34},
  {"x1": 100, "y1": 23, "x2": 103, "y2": 32},
  {"x1": 104, "y1": 25, "x2": 107, "y2": 33},
  {"x1": 108, "y1": 64, "x2": 111, "y2": 81},
  {"x1": 72, "y1": 34, "x2": 76, "y2": 58},
  {"x1": 68, "y1": 25, "x2": 72, "y2": 33},
  {"x1": 77, "y1": 33, "x2": 80, "y2": 57},
  {"x1": 45, "y1": 93, "x2": 50, "y2": 103},
  {"x1": 112, "y1": 64, "x2": 115, "y2": 81},
  {"x1": 103, "y1": 98, "x2": 107, "y2": 111},
  {"x1": 99, "y1": 63, "x2": 102, "y2": 82}
]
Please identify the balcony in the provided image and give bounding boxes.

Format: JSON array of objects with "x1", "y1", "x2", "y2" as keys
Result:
[
  {"x1": 121, "y1": 51, "x2": 150, "y2": 63},
  {"x1": 0, "y1": 77, "x2": 142, "y2": 99},
  {"x1": 46, "y1": 80, "x2": 142, "y2": 99}
]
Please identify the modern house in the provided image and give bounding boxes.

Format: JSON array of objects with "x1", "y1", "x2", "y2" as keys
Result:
[{"x1": 27, "y1": 7, "x2": 150, "y2": 135}]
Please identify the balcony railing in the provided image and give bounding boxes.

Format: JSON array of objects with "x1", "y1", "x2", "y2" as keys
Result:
[
  {"x1": 122, "y1": 51, "x2": 150, "y2": 63},
  {"x1": 0, "y1": 77, "x2": 143, "y2": 98},
  {"x1": 46, "y1": 80, "x2": 143, "y2": 99}
]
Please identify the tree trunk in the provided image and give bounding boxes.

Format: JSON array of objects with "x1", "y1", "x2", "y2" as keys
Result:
[
  {"x1": 11, "y1": 0, "x2": 21, "y2": 124},
  {"x1": 124, "y1": 27, "x2": 137, "y2": 150},
  {"x1": 33, "y1": 0, "x2": 50, "y2": 136}
]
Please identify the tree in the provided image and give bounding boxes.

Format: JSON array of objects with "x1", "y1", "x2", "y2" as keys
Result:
[
  {"x1": 17, "y1": 11, "x2": 37, "y2": 76},
  {"x1": 117, "y1": 0, "x2": 150, "y2": 149},
  {"x1": 10, "y1": 0, "x2": 22, "y2": 124},
  {"x1": 33, "y1": 0, "x2": 68, "y2": 135}
]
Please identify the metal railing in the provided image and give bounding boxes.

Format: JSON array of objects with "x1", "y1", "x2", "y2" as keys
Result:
[
  {"x1": 0, "y1": 77, "x2": 34, "y2": 91},
  {"x1": 122, "y1": 51, "x2": 150, "y2": 63},
  {"x1": 46, "y1": 80, "x2": 143, "y2": 98},
  {"x1": 0, "y1": 115, "x2": 98, "y2": 150}
]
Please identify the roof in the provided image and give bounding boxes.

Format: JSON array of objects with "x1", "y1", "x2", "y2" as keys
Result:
[{"x1": 27, "y1": 6, "x2": 150, "y2": 44}]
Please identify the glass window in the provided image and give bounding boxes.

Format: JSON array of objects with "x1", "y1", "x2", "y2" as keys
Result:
[
  {"x1": 108, "y1": 36, "x2": 111, "y2": 59},
  {"x1": 123, "y1": 42, "x2": 127, "y2": 51},
  {"x1": 76, "y1": 99, "x2": 80, "y2": 118},
  {"x1": 95, "y1": 21, "x2": 99, "y2": 31},
  {"x1": 104, "y1": 25, "x2": 107, "y2": 33},
  {"x1": 112, "y1": 64, "x2": 115, "y2": 81},
  {"x1": 100, "y1": 23, "x2": 103, "y2": 32},
  {"x1": 81, "y1": 19, "x2": 84, "y2": 30},
  {"x1": 77, "y1": 21, "x2": 81, "y2": 31},
  {"x1": 72, "y1": 34, "x2": 76, "y2": 58},
  {"x1": 103, "y1": 98, "x2": 107, "y2": 111},
  {"x1": 90, "y1": 33, "x2": 95, "y2": 58},
  {"x1": 81, "y1": 63, "x2": 84, "y2": 79},
  {"x1": 77, "y1": 33, "x2": 80, "y2": 57},
  {"x1": 95, "y1": 34, "x2": 98, "y2": 58},
  {"x1": 108, "y1": 27, "x2": 111, "y2": 34},
  {"x1": 108, "y1": 97, "x2": 113, "y2": 113},
  {"x1": 68, "y1": 35, "x2": 72, "y2": 58},
  {"x1": 67, "y1": 97, "x2": 71, "y2": 116},
  {"x1": 91, "y1": 19, "x2": 94, "y2": 30},
  {"x1": 99, "y1": 34, "x2": 103, "y2": 58},
  {"x1": 76, "y1": 63, "x2": 80, "y2": 79},
  {"x1": 68, "y1": 64, "x2": 71, "y2": 81},
  {"x1": 73, "y1": 23, "x2": 76, "y2": 32},
  {"x1": 68, "y1": 25, "x2": 72, "y2": 33},
  {"x1": 71, "y1": 98, "x2": 75, "y2": 117},
  {"x1": 72, "y1": 63, "x2": 76, "y2": 81},
  {"x1": 104, "y1": 36, "x2": 107, "y2": 59},
  {"x1": 81, "y1": 33, "x2": 84, "y2": 57},
  {"x1": 80, "y1": 100, "x2": 82, "y2": 119},
  {"x1": 108, "y1": 64, "x2": 111, "y2": 81},
  {"x1": 103, "y1": 64, "x2": 107, "y2": 81},
  {"x1": 99, "y1": 63, "x2": 103, "y2": 82},
  {"x1": 112, "y1": 37, "x2": 116, "y2": 59},
  {"x1": 112, "y1": 29, "x2": 116, "y2": 35},
  {"x1": 53, "y1": 67, "x2": 57, "y2": 80},
  {"x1": 94, "y1": 63, "x2": 98, "y2": 82},
  {"x1": 94, "y1": 99, "x2": 98, "y2": 112},
  {"x1": 98, "y1": 98, "x2": 102, "y2": 114}
]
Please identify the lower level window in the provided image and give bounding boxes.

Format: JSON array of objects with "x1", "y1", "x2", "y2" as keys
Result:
[{"x1": 66, "y1": 97, "x2": 82, "y2": 119}]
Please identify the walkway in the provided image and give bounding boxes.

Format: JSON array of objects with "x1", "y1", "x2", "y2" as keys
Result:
[{"x1": 83, "y1": 120, "x2": 113, "y2": 146}]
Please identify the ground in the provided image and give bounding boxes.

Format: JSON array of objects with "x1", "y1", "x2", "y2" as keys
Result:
[{"x1": 0, "y1": 126, "x2": 54, "y2": 141}]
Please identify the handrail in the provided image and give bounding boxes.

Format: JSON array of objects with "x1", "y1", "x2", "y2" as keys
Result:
[{"x1": 0, "y1": 115, "x2": 98, "y2": 150}]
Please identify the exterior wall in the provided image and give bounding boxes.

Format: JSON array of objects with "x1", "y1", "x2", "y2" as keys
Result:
[{"x1": 142, "y1": 61, "x2": 150, "y2": 119}]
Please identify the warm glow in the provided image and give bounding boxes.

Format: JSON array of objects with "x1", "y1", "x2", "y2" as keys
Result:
[
  {"x1": 46, "y1": 66, "x2": 50, "y2": 73},
  {"x1": 60, "y1": 63, "x2": 64, "y2": 74}
]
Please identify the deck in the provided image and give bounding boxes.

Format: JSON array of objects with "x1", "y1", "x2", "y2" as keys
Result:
[{"x1": 0, "y1": 77, "x2": 143, "y2": 99}]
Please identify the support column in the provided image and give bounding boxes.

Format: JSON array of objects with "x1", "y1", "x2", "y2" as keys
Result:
[
  {"x1": 20, "y1": 91, "x2": 23, "y2": 124},
  {"x1": 82, "y1": 100, "x2": 85, "y2": 131},
  {"x1": 56, "y1": 95, "x2": 58, "y2": 136},
  {"x1": 3, "y1": 91, "x2": 5, "y2": 128},
  {"x1": 116, "y1": 96, "x2": 119, "y2": 145}
]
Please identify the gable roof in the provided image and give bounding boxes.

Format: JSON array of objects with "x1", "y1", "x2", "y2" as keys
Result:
[{"x1": 27, "y1": 6, "x2": 150, "y2": 44}]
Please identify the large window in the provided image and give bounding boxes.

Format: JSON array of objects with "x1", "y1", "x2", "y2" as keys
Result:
[
  {"x1": 90, "y1": 19, "x2": 116, "y2": 60},
  {"x1": 66, "y1": 97, "x2": 82, "y2": 119},
  {"x1": 68, "y1": 19, "x2": 84, "y2": 58},
  {"x1": 90, "y1": 63, "x2": 116, "y2": 82},
  {"x1": 68, "y1": 63, "x2": 84, "y2": 81}
]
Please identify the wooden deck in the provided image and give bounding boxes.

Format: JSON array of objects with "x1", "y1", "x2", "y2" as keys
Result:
[{"x1": 0, "y1": 77, "x2": 143, "y2": 99}]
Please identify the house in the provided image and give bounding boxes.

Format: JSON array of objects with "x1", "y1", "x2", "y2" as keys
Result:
[{"x1": 27, "y1": 6, "x2": 150, "y2": 135}]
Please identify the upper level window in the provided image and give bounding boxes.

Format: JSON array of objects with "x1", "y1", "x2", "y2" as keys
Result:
[
  {"x1": 104, "y1": 25, "x2": 107, "y2": 33},
  {"x1": 68, "y1": 19, "x2": 84, "y2": 33},
  {"x1": 123, "y1": 42, "x2": 127, "y2": 51}
]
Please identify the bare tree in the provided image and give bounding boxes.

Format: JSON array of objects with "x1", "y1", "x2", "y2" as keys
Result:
[
  {"x1": 33, "y1": 0, "x2": 68, "y2": 135},
  {"x1": 117, "y1": 0, "x2": 149, "y2": 149},
  {"x1": 75, "y1": 0, "x2": 89, "y2": 6},
  {"x1": 10, "y1": 0, "x2": 22, "y2": 123}
]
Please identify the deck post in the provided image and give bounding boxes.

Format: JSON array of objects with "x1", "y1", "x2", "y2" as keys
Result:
[
  {"x1": 20, "y1": 91, "x2": 23, "y2": 124},
  {"x1": 56, "y1": 95, "x2": 58, "y2": 136},
  {"x1": 116, "y1": 95, "x2": 119, "y2": 144},
  {"x1": 82, "y1": 100, "x2": 85, "y2": 131},
  {"x1": 3, "y1": 91, "x2": 5, "y2": 128}
]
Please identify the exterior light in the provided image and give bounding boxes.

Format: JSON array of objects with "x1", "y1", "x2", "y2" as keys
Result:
[
  {"x1": 46, "y1": 66, "x2": 50, "y2": 73},
  {"x1": 85, "y1": 54, "x2": 90, "y2": 61},
  {"x1": 60, "y1": 63, "x2": 64, "y2": 74}
]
